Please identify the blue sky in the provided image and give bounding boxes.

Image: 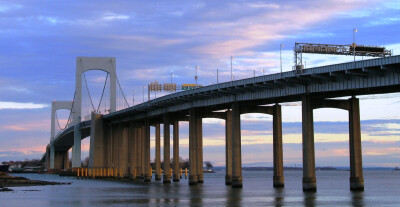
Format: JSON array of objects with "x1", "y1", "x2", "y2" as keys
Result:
[{"x1": 1, "y1": 0, "x2": 400, "y2": 167}]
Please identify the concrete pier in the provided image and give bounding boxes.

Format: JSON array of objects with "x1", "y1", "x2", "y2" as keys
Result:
[
  {"x1": 225, "y1": 109, "x2": 232, "y2": 185},
  {"x1": 144, "y1": 121, "x2": 152, "y2": 182},
  {"x1": 163, "y1": 115, "x2": 172, "y2": 183},
  {"x1": 54, "y1": 150, "x2": 69, "y2": 169},
  {"x1": 302, "y1": 96, "x2": 317, "y2": 191},
  {"x1": 135, "y1": 126, "x2": 142, "y2": 179},
  {"x1": 197, "y1": 116, "x2": 204, "y2": 183},
  {"x1": 88, "y1": 113, "x2": 105, "y2": 168},
  {"x1": 129, "y1": 123, "x2": 136, "y2": 179},
  {"x1": 120, "y1": 124, "x2": 129, "y2": 177},
  {"x1": 155, "y1": 124, "x2": 162, "y2": 180},
  {"x1": 349, "y1": 97, "x2": 364, "y2": 191},
  {"x1": 273, "y1": 104, "x2": 284, "y2": 187},
  {"x1": 173, "y1": 121, "x2": 180, "y2": 182},
  {"x1": 231, "y1": 103, "x2": 243, "y2": 188},
  {"x1": 72, "y1": 123, "x2": 82, "y2": 168},
  {"x1": 189, "y1": 109, "x2": 198, "y2": 185}
]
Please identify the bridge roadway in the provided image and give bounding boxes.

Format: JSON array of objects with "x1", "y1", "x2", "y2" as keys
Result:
[{"x1": 49, "y1": 55, "x2": 400, "y2": 191}]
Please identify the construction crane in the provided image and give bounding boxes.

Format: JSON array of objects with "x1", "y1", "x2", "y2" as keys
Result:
[{"x1": 293, "y1": 42, "x2": 392, "y2": 71}]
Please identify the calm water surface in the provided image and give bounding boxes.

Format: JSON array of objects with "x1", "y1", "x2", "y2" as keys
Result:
[{"x1": 1, "y1": 170, "x2": 400, "y2": 206}]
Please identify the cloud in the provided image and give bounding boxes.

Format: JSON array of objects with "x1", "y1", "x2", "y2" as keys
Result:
[
  {"x1": 0, "y1": 102, "x2": 49, "y2": 110},
  {"x1": 101, "y1": 12, "x2": 130, "y2": 21}
]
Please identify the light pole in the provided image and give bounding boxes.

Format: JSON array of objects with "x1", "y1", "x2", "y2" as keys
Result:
[
  {"x1": 353, "y1": 28, "x2": 358, "y2": 62},
  {"x1": 217, "y1": 69, "x2": 219, "y2": 84},
  {"x1": 280, "y1": 43, "x2": 284, "y2": 77},
  {"x1": 195, "y1": 66, "x2": 199, "y2": 88},
  {"x1": 230, "y1": 56, "x2": 234, "y2": 81},
  {"x1": 170, "y1": 73, "x2": 174, "y2": 93}
]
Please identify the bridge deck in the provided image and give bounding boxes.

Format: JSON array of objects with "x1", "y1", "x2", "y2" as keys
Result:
[{"x1": 53, "y1": 55, "x2": 400, "y2": 149}]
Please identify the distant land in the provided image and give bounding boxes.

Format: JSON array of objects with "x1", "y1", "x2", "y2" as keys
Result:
[{"x1": 211, "y1": 166, "x2": 399, "y2": 171}]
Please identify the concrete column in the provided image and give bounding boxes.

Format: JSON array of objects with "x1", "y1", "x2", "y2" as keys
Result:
[
  {"x1": 63, "y1": 151, "x2": 69, "y2": 170},
  {"x1": 302, "y1": 96, "x2": 317, "y2": 191},
  {"x1": 112, "y1": 124, "x2": 120, "y2": 169},
  {"x1": 225, "y1": 109, "x2": 232, "y2": 185},
  {"x1": 144, "y1": 121, "x2": 152, "y2": 182},
  {"x1": 231, "y1": 103, "x2": 243, "y2": 188},
  {"x1": 136, "y1": 126, "x2": 142, "y2": 179},
  {"x1": 349, "y1": 97, "x2": 364, "y2": 191},
  {"x1": 54, "y1": 150, "x2": 68, "y2": 169},
  {"x1": 129, "y1": 123, "x2": 136, "y2": 179},
  {"x1": 273, "y1": 104, "x2": 284, "y2": 187},
  {"x1": 45, "y1": 145, "x2": 50, "y2": 170},
  {"x1": 189, "y1": 109, "x2": 198, "y2": 185},
  {"x1": 72, "y1": 123, "x2": 82, "y2": 168},
  {"x1": 173, "y1": 121, "x2": 180, "y2": 182},
  {"x1": 155, "y1": 124, "x2": 162, "y2": 180},
  {"x1": 88, "y1": 113, "x2": 105, "y2": 168},
  {"x1": 197, "y1": 116, "x2": 204, "y2": 183},
  {"x1": 50, "y1": 144, "x2": 55, "y2": 169},
  {"x1": 141, "y1": 125, "x2": 146, "y2": 178},
  {"x1": 104, "y1": 124, "x2": 111, "y2": 168},
  {"x1": 163, "y1": 115, "x2": 172, "y2": 183},
  {"x1": 120, "y1": 124, "x2": 129, "y2": 177}
]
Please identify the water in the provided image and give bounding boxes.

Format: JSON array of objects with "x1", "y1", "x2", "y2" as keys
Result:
[{"x1": 1, "y1": 170, "x2": 400, "y2": 206}]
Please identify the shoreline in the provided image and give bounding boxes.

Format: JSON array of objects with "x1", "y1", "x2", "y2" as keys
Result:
[{"x1": 0, "y1": 172, "x2": 70, "y2": 192}]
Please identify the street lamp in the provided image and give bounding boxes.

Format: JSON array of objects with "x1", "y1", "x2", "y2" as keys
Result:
[
  {"x1": 170, "y1": 73, "x2": 174, "y2": 93},
  {"x1": 217, "y1": 68, "x2": 219, "y2": 84},
  {"x1": 230, "y1": 56, "x2": 235, "y2": 81},
  {"x1": 353, "y1": 28, "x2": 358, "y2": 62},
  {"x1": 280, "y1": 43, "x2": 284, "y2": 77},
  {"x1": 195, "y1": 66, "x2": 199, "y2": 88}
]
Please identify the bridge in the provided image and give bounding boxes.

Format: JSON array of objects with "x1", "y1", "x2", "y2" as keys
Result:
[{"x1": 45, "y1": 56, "x2": 400, "y2": 191}]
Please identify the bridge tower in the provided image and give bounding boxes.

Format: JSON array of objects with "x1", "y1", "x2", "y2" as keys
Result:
[
  {"x1": 48, "y1": 101, "x2": 73, "y2": 170},
  {"x1": 71, "y1": 57, "x2": 117, "y2": 168}
]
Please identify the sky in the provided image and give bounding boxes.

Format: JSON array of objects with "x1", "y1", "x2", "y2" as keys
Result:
[{"x1": 1, "y1": 0, "x2": 400, "y2": 167}]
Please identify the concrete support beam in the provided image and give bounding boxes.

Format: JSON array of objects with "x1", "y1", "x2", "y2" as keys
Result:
[
  {"x1": 72, "y1": 123, "x2": 82, "y2": 168},
  {"x1": 188, "y1": 109, "x2": 198, "y2": 185},
  {"x1": 173, "y1": 121, "x2": 180, "y2": 182},
  {"x1": 50, "y1": 144, "x2": 55, "y2": 169},
  {"x1": 144, "y1": 121, "x2": 152, "y2": 182},
  {"x1": 141, "y1": 126, "x2": 146, "y2": 178},
  {"x1": 88, "y1": 113, "x2": 105, "y2": 168},
  {"x1": 155, "y1": 124, "x2": 162, "y2": 180},
  {"x1": 54, "y1": 150, "x2": 69, "y2": 169},
  {"x1": 45, "y1": 145, "x2": 50, "y2": 170},
  {"x1": 112, "y1": 124, "x2": 120, "y2": 169},
  {"x1": 225, "y1": 109, "x2": 232, "y2": 185},
  {"x1": 197, "y1": 116, "x2": 204, "y2": 183},
  {"x1": 302, "y1": 96, "x2": 317, "y2": 191},
  {"x1": 349, "y1": 97, "x2": 364, "y2": 191},
  {"x1": 163, "y1": 115, "x2": 172, "y2": 183},
  {"x1": 135, "y1": 126, "x2": 142, "y2": 179},
  {"x1": 129, "y1": 123, "x2": 136, "y2": 179},
  {"x1": 104, "y1": 124, "x2": 111, "y2": 168},
  {"x1": 231, "y1": 103, "x2": 243, "y2": 188},
  {"x1": 120, "y1": 124, "x2": 129, "y2": 177},
  {"x1": 273, "y1": 104, "x2": 284, "y2": 188}
]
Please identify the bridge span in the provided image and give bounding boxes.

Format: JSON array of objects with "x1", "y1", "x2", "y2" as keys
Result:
[{"x1": 46, "y1": 55, "x2": 400, "y2": 191}]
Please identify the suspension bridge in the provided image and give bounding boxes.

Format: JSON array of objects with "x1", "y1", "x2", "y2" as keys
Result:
[{"x1": 46, "y1": 55, "x2": 400, "y2": 191}]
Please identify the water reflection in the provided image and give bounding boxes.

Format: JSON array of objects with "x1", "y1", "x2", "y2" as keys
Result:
[
  {"x1": 351, "y1": 191, "x2": 364, "y2": 207},
  {"x1": 303, "y1": 191, "x2": 316, "y2": 207},
  {"x1": 226, "y1": 187, "x2": 242, "y2": 206},
  {"x1": 189, "y1": 184, "x2": 203, "y2": 206},
  {"x1": 274, "y1": 188, "x2": 285, "y2": 207}
]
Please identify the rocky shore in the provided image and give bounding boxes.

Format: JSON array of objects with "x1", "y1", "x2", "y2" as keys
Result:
[{"x1": 0, "y1": 172, "x2": 70, "y2": 191}]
